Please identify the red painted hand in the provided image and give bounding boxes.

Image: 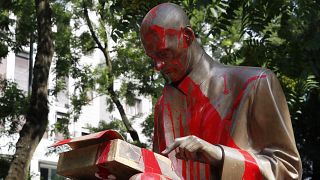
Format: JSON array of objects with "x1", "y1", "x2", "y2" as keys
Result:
[{"x1": 161, "y1": 135, "x2": 223, "y2": 167}]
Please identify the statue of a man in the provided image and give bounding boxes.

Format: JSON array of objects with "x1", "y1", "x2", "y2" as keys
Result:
[{"x1": 135, "y1": 2, "x2": 302, "y2": 180}]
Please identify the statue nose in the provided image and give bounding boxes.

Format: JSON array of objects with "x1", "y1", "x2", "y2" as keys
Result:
[{"x1": 155, "y1": 61, "x2": 165, "y2": 71}]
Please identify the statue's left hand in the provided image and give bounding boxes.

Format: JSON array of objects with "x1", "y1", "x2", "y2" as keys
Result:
[{"x1": 161, "y1": 135, "x2": 223, "y2": 167}]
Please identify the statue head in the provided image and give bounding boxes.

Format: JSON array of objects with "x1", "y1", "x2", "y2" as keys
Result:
[{"x1": 140, "y1": 3, "x2": 196, "y2": 83}]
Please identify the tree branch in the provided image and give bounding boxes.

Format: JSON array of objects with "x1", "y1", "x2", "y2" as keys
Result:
[{"x1": 82, "y1": 2, "x2": 112, "y2": 70}]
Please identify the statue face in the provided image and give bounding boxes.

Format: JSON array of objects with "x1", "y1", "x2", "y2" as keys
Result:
[{"x1": 142, "y1": 25, "x2": 190, "y2": 83}]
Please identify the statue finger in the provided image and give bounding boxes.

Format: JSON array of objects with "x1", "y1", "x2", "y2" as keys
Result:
[{"x1": 161, "y1": 137, "x2": 186, "y2": 155}]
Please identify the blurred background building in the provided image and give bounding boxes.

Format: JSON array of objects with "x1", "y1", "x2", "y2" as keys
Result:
[{"x1": 0, "y1": 48, "x2": 152, "y2": 180}]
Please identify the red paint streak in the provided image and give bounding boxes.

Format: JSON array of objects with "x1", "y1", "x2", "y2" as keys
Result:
[
  {"x1": 177, "y1": 74, "x2": 267, "y2": 179},
  {"x1": 51, "y1": 138, "x2": 71, "y2": 147},
  {"x1": 143, "y1": 5, "x2": 160, "y2": 25},
  {"x1": 220, "y1": 74, "x2": 266, "y2": 180},
  {"x1": 153, "y1": 101, "x2": 160, "y2": 152},
  {"x1": 196, "y1": 162, "x2": 200, "y2": 180},
  {"x1": 97, "y1": 141, "x2": 111, "y2": 165},
  {"x1": 205, "y1": 165, "x2": 210, "y2": 179},
  {"x1": 149, "y1": 25, "x2": 165, "y2": 49},
  {"x1": 182, "y1": 160, "x2": 187, "y2": 179},
  {"x1": 96, "y1": 141, "x2": 111, "y2": 179},
  {"x1": 165, "y1": 28, "x2": 180, "y2": 36},
  {"x1": 240, "y1": 150, "x2": 263, "y2": 180},
  {"x1": 223, "y1": 74, "x2": 267, "y2": 122},
  {"x1": 166, "y1": 104, "x2": 177, "y2": 140},
  {"x1": 142, "y1": 148, "x2": 162, "y2": 174},
  {"x1": 189, "y1": 161, "x2": 194, "y2": 180},
  {"x1": 155, "y1": 95, "x2": 167, "y2": 153},
  {"x1": 178, "y1": 113, "x2": 184, "y2": 137},
  {"x1": 149, "y1": 6, "x2": 159, "y2": 20},
  {"x1": 179, "y1": 77, "x2": 223, "y2": 144}
]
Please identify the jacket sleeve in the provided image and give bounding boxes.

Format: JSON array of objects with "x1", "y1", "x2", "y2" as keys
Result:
[{"x1": 218, "y1": 70, "x2": 302, "y2": 180}]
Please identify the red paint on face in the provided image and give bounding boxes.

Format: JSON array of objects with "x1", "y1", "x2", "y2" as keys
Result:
[
  {"x1": 142, "y1": 25, "x2": 189, "y2": 83},
  {"x1": 143, "y1": 5, "x2": 160, "y2": 25}
]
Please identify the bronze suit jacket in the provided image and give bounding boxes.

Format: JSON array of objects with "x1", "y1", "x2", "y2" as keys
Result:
[{"x1": 153, "y1": 53, "x2": 302, "y2": 180}]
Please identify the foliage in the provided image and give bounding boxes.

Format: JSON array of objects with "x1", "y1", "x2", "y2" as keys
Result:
[
  {"x1": 141, "y1": 112, "x2": 154, "y2": 146},
  {"x1": 0, "y1": 79, "x2": 28, "y2": 136},
  {"x1": 0, "y1": 0, "x2": 36, "y2": 59},
  {"x1": 87, "y1": 120, "x2": 127, "y2": 140},
  {"x1": 0, "y1": 0, "x2": 320, "y2": 178},
  {"x1": 87, "y1": 119, "x2": 148, "y2": 148},
  {"x1": 182, "y1": 0, "x2": 320, "y2": 178}
]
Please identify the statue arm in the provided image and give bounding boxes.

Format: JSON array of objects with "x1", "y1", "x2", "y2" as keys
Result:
[{"x1": 218, "y1": 70, "x2": 302, "y2": 179}]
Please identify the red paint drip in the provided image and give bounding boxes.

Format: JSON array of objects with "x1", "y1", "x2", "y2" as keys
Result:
[
  {"x1": 220, "y1": 74, "x2": 266, "y2": 180},
  {"x1": 144, "y1": 5, "x2": 160, "y2": 25},
  {"x1": 178, "y1": 113, "x2": 184, "y2": 137},
  {"x1": 97, "y1": 141, "x2": 111, "y2": 165},
  {"x1": 189, "y1": 161, "x2": 194, "y2": 180},
  {"x1": 158, "y1": 96, "x2": 167, "y2": 152},
  {"x1": 196, "y1": 162, "x2": 200, "y2": 180},
  {"x1": 52, "y1": 138, "x2": 71, "y2": 147},
  {"x1": 149, "y1": 25, "x2": 166, "y2": 49},
  {"x1": 223, "y1": 74, "x2": 267, "y2": 122},
  {"x1": 142, "y1": 148, "x2": 162, "y2": 174},
  {"x1": 177, "y1": 74, "x2": 267, "y2": 179},
  {"x1": 166, "y1": 104, "x2": 177, "y2": 140},
  {"x1": 96, "y1": 141, "x2": 111, "y2": 179},
  {"x1": 182, "y1": 160, "x2": 187, "y2": 179},
  {"x1": 205, "y1": 164, "x2": 210, "y2": 179},
  {"x1": 240, "y1": 150, "x2": 263, "y2": 180},
  {"x1": 165, "y1": 28, "x2": 180, "y2": 36}
]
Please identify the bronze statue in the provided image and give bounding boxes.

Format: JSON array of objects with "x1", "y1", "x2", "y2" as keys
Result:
[{"x1": 136, "y1": 2, "x2": 302, "y2": 180}]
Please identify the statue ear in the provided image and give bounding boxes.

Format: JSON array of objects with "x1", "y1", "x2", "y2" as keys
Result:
[{"x1": 183, "y1": 26, "x2": 195, "y2": 46}]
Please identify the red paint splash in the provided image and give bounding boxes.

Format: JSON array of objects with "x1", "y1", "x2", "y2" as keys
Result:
[
  {"x1": 223, "y1": 74, "x2": 230, "y2": 95},
  {"x1": 176, "y1": 75, "x2": 266, "y2": 180},
  {"x1": 142, "y1": 148, "x2": 162, "y2": 174},
  {"x1": 143, "y1": 5, "x2": 160, "y2": 25},
  {"x1": 96, "y1": 141, "x2": 111, "y2": 179}
]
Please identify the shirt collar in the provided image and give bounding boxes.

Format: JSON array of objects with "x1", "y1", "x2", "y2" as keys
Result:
[{"x1": 176, "y1": 52, "x2": 213, "y2": 95}]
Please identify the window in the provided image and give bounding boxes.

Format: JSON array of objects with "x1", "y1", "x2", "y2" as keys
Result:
[
  {"x1": 81, "y1": 132, "x2": 89, "y2": 136},
  {"x1": 54, "y1": 112, "x2": 68, "y2": 142},
  {"x1": 56, "y1": 77, "x2": 69, "y2": 108},
  {"x1": 126, "y1": 98, "x2": 142, "y2": 116},
  {"x1": 14, "y1": 52, "x2": 30, "y2": 92},
  {"x1": 39, "y1": 163, "x2": 66, "y2": 180},
  {"x1": 0, "y1": 58, "x2": 7, "y2": 78}
]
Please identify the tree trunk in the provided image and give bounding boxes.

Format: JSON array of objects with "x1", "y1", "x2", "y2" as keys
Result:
[
  {"x1": 107, "y1": 84, "x2": 140, "y2": 142},
  {"x1": 5, "y1": 0, "x2": 53, "y2": 179},
  {"x1": 82, "y1": 3, "x2": 140, "y2": 143}
]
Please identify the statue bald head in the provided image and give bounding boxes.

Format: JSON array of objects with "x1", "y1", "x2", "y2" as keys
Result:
[
  {"x1": 141, "y1": 3, "x2": 190, "y2": 32},
  {"x1": 140, "y1": 3, "x2": 196, "y2": 83}
]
